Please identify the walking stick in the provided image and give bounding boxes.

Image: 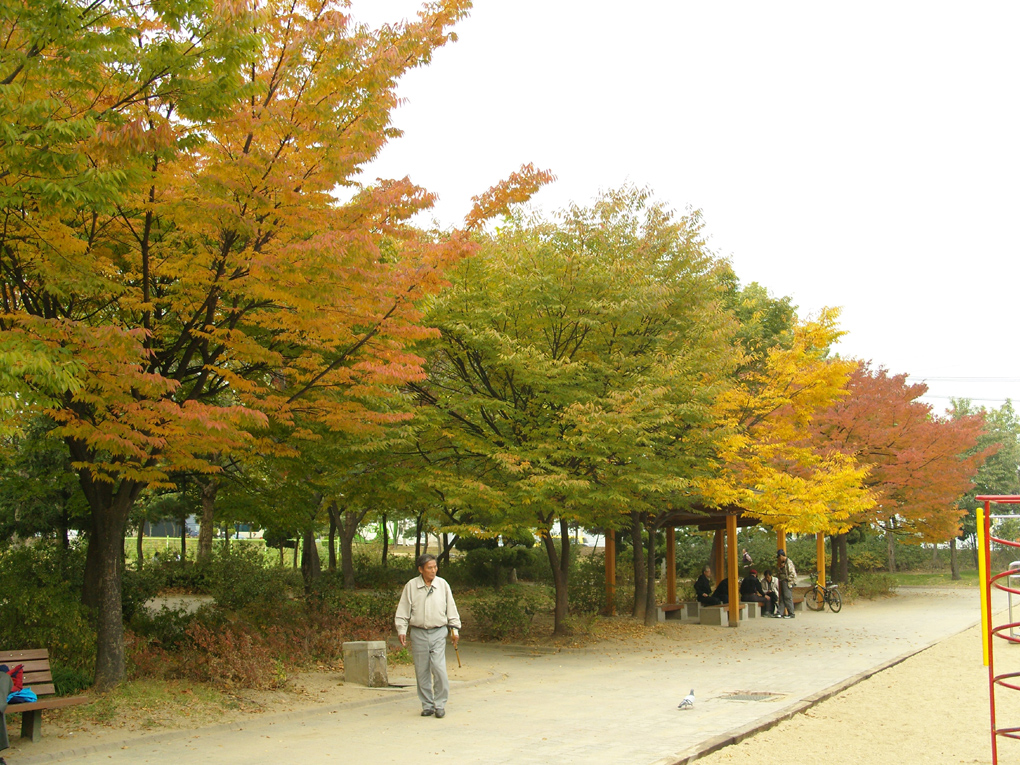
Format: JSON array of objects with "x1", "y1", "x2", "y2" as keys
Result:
[{"x1": 455, "y1": 643, "x2": 462, "y2": 668}]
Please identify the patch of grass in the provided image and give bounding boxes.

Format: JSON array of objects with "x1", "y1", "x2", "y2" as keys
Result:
[
  {"x1": 889, "y1": 570, "x2": 980, "y2": 587},
  {"x1": 55, "y1": 679, "x2": 243, "y2": 732},
  {"x1": 388, "y1": 646, "x2": 413, "y2": 665}
]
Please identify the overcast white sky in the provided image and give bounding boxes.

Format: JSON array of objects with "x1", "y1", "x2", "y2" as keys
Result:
[{"x1": 351, "y1": 1, "x2": 1020, "y2": 414}]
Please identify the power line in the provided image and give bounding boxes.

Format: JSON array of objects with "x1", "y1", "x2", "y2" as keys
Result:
[
  {"x1": 923, "y1": 395, "x2": 1013, "y2": 403},
  {"x1": 910, "y1": 376, "x2": 1020, "y2": 383}
]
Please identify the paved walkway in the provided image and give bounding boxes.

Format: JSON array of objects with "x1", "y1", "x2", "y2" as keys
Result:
[{"x1": 15, "y1": 586, "x2": 991, "y2": 765}]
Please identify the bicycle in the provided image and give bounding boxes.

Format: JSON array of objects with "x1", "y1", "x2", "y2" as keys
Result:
[{"x1": 804, "y1": 582, "x2": 842, "y2": 613}]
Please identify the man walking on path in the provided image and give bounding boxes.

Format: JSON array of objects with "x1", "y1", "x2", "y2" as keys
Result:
[
  {"x1": 777, "y1": 549, "x2": 797, "y2": 618},
  {"x1": 395, "y1": 553, "x2": 461, "y2": 718}
]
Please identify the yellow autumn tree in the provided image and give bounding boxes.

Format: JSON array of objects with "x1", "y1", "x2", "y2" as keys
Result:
[{"x1": 700, "y1": 308, "x2": 875, "y2": 534}]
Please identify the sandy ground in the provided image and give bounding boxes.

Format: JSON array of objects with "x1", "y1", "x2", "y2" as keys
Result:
[{"x1": 695, "y1": 622, "x2": 1017, "y2": 765}]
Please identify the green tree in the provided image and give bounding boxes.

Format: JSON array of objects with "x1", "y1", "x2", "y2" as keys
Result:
[
  {"x1": 951, "y1": 398, "x2": 1020, "y2": 577},
  {"x1": 413, "y1": 188, "x2": 740, "y2": 633},
  {"x1": 0, "y1": 418, "x2": 88, "y2": 545}
]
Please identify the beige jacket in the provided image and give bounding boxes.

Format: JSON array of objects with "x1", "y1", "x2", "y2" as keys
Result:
[
  {"x1": 394, "y1": 575, "x2": 462, "y2": 637},
  {"x1": 778, "y1": 557, "x2": 797, "y2": 585}
]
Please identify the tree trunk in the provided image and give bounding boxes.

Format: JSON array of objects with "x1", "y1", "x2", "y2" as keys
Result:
[
  {"x1": 951, "y1": 536, "x2": 961, "y2": 580},
  {"x1": 540, "y1": 518, "x2": 571, "y2": 635},
  {"x1": 223, "y1": 523, "x2": 230, "y2": 552},
  {"x1": 439, "y1": 532, "x2": 450, "y2": 565},
  {"x1": 136, "y1": 522, "x2": 145, "y2": 571},
  {"x1": 180, "y1": 511, "x2": 187, "y2": 560},
  {"x1": 437, "y1": 533, "x2": 457, "y2": 566},
  {"x1": 630, "y1": 512, "x2": 646, "y2": 620},
  {"x1": 643, "y1": 517, "x2": 659, "y2": 627},
  {"x1": 196, "y1": 477, "x2": 219, "y2": 564},
  {"x1": 886, "y1": 528, "x2": 896, "y2": 573},
  {"x1": 300, "y1": 528, "x2": 321, "y2": 591},
  {"x1": 329, "y1": 502, "x2": 364, "y2": 590},
  {"x1": 414, "y1": 511, "x2": 424, "y2": 561},
  {"x1": 328, "y1": 512, "x2": 337, "y2": 572},
  {"x1": 75, "y1": 467, "x2": 144, "y2": 691},
  {"x1": 835, "y1": 533, "x2": 848, "y2": 584},
  {"x1": 381, "y1": 513, "x2": 388, "y2": 566}
]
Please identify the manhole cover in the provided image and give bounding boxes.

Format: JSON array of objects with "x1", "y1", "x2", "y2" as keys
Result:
[{"x1": 722, "y1": 691, "x2": 785, "y2": 702}]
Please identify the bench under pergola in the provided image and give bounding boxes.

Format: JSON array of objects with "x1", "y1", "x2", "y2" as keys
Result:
[{"x1": 603, "y1": 505, "x2": 829, "y2": 626}]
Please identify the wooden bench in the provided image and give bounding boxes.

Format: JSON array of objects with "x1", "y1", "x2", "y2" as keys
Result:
[{"x1": 1, "y1": 649, "x2": 89, "y2": 742}]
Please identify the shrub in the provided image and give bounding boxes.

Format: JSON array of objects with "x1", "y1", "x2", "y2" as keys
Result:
[
  {"x1": 187, "y1": 620, "x2": 286, "y2": 690},
  {"x1": 121, "y1": 565, "x2": 168, "y2": 621},
  {"x1": 208, "y1": 543, "x2": 291, "y2": 611},
  {"x1": 569, "y1": 553, "x2": 606, "y2": 614},
  {"x1": 354, "y1": 561, "x2": 414, "y2": 589},
  {"x1": 0, "y1": 542, "x2": 95, "y2": 673},
  {"x1": 309, "y1": 573, "x2": 396, "y2": 636},
  {"x1": 129, "y1": 604, "x2": 203, "y2": 650},
  {"x1": 148, "y1": 556, "x2": 212, "y2": 592},
  {"x1": 51, "y1": 663, "x2": 93, "y2": 695},
  {"x1": 470, "y1": 587, "x2": 533, "y2": 640},
  {"x1": 848, "y1": 550, "x2": 884, "y2": 573},
  {"x1": 464, "y1": 546, "x2": 536, "y2": 587},
  {"x1": 846, "y1": 572, "x2": 894, "y2": 600}
]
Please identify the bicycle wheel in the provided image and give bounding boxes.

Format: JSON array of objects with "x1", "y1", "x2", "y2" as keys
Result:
[
  {"x1": 804, "y1": 585, "x2": 823, "y2": 611},
  {"x1": 828, "y1": 588, "x2": 842, "y2": 613}
]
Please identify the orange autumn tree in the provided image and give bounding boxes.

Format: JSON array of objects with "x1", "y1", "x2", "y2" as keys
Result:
[
  {"x1": 812, "y1": 363, "x2": 991, "y2": 578},
  {"x1": 0, "y1": 0, "x2": 548, "y2": 688},
  {"x1": 701, "y1": 309, "x2": 875, "y2": 536}
]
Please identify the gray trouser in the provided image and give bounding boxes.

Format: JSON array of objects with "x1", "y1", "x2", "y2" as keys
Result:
[
  {"x1": 779, "y1": 581, "x2": 795, "y2": 616},
  {"x1": 409, "y1": 626, "x2": 449, "y2": 711}
]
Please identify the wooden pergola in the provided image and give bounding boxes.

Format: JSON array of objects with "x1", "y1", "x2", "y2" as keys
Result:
[{"x1": 604, "y1": 506, "x2": 828, "y2": 627}]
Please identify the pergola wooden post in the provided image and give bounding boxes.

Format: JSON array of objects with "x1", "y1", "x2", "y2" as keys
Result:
[
  {"x1": 777, "y1": 530, "x2": 787, "y2": 555},
  {"x1": 604, "y1": 530, "x2": 616, "y2": 616},
  {"x1": 712, "y1": 530, "x2": 725, "y2": 582},
  {"x1": 726, "y1": 513, "x2": 739, "y2": 627},
  {"x1": 666, "y1": 527, "x2": 677, "y2": 604}
]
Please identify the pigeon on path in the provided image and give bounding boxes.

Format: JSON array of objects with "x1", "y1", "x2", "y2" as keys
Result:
[{"x1": 678, "y1": 689, "x2": 695, "y2": 709}]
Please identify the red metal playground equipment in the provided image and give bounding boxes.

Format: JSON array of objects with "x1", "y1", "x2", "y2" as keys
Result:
[{"x1": 978, "y1": 495, "x2": 1020, "y2": 764}]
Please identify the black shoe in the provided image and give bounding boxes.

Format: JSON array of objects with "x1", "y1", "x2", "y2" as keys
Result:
[
  {"x1": 435, "y1": 709, "x2": 446, "y2": 719},
  {"x1": 421, "y1": 709, "x2": 435, "y2": 716}
]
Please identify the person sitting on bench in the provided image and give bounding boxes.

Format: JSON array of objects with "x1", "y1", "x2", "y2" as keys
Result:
[
  {"x1": 711, "y1": 577, "x2": 731, "y2": 604},
  {"x1": 740, "y1": 568, "x2": 769, "y2": 612},
  {"x1": 761, "y1": 569, "x2": 779, "y2": 615},
  {"x1": 694, "y1": 565, "x2": 723, "y2": 606}
]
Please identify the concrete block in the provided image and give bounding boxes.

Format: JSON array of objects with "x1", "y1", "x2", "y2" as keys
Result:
[
  {"x1": 343, "y1": 640, "x2": 388, "y2": 687},
  {"x1": 699, "y1": 606, "x2": 728, "y2": 627},
  {"x1": 743, "y1": 601, "x2": 762, "y2": 619},
  {"x1": 684, "y1": 601, "x2": 699, "y2": 619},
  {"x1": 656, "y1": 604, "x2": 686, "y2": 622}
]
